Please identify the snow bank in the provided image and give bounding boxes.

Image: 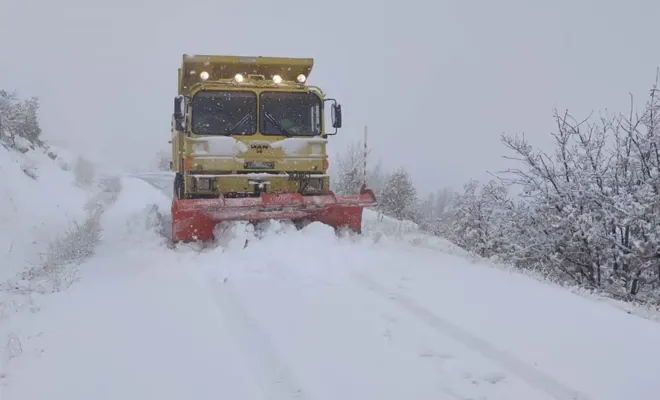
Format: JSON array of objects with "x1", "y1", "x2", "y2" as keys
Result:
[
  {"x1": 95, "y1": 177, "x2": 171, "y2": 253},
  {"x1": 0, "y1": 143, "x2": 89, "y2": 283},
  {"x1": 0, "y1": 140, "x2": 122, "y2": 380},
  {"x1": 362, "y1": 209, "x2": 472, "y2": 259},
  {"x1": 362, "y1": 209, "x2": 660, "y2": 322}
]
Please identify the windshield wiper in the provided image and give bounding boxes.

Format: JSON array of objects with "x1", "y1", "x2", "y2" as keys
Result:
[
  {"x1": 225, "y1": 113, "x2": 252, "y2": 134},
  {"x1": 264, "y1": 112, "x2": 292, "y2": 137}
]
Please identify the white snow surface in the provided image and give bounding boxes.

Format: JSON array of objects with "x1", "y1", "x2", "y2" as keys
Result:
[
  {"x1": 0, "y1": 143, "x2": 89, "y2": 282},
  {"x1": 189, "y1": 137, "x2": 326, "y2": 158},
  {"x1": 1, "y1": 166, "x2": 660, "y2": 399},
  {"x1": 191, "y1": 136, "x2": 249, "y2": 157},
  {"x1": 271, "y1": 137, "x2": 327, "y2": 156}
]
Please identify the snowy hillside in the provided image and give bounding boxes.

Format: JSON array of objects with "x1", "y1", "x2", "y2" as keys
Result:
[
  {"x1": 0, "y1": 139, "x2": 86, "y2": 282},
  {"x1": 2, "y1": 149, "x2": 660, "y2": 400},
  {"x1": 0, "y1": 138, "x2": 124, "y2": 283},
  {"x1": 0, "y1": 139, "x2": 120, "y2": 376}
]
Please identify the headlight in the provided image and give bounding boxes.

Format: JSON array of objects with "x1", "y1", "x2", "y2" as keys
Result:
[
  {"x1": 196, "y1": 177, "x2": 212, "y2": 191},
  {"x1": 200, "y1": 71, "x2": 209, "y2": 81},
  {"x1": 234, "y1": 73, "x2": 244, "y2": 83},
  {"x1": 297, "y1": 74, "x2": 306, "y2": 83},
  {"x1": 192, "y1": 142, "x2": 206, "y2": 153},
  {"x1": 272, "y1": 74, "x2": 282, "y2": 84},
  {"x1": 303, "y1": 177, "x2": 323, "y2": 193}
]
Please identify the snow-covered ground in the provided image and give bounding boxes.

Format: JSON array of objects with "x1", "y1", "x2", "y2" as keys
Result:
[
  {"x1": 0, "y1": 140, "x2": 88, "y2": 283},
  {"x1": 2, "y1": 150, "x2": 660, "y2": 400}
]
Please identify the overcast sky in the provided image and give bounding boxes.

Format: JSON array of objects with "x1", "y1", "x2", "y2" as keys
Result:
[{"x1": 1, "y1": 0, "x2": 659, "y2": 195}]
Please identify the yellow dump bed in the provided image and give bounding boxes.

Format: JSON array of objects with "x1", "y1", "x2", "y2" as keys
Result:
[{"x1": 178, "y1": 54, "x2": 313, "y2": 94}]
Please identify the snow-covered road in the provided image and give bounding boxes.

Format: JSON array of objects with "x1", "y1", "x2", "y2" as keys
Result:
[{"x1": 3, "y1": 175, "x2": 660, "y2": 400}]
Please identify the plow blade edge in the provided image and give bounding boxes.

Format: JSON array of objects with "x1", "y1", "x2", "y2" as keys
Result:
[{"x1": 171, "y1": 186, "x2": 376, "y2": 242}]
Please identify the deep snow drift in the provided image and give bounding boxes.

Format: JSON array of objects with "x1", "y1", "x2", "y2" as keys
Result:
[
  {"x1": 0, "y1": 140, "x2": 89, "y2": 283},
  {"x1": 2, "y1": 157, "x2": 660, "y2": 399}
]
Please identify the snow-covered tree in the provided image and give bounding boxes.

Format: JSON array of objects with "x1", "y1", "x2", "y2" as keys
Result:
[
  {"x1": 379, "y1": 167, "x2": 420, "y2": 222},
  {"x1": 496, "y1": 98, "x2": 660, "y2": 298},
  {"x1": 420, "y1": 192, "x2": 435, "y2": 219},
  {"x1": 332, "y1": 140, "x2": 366, "y2": 195},
  {"x1": 435, "y1": 73, "x2": 660, "y2": 304},
  {"x1": 417, "y1": 186, "x2": 456, "y2": 234},
  {"x1": 332, "y1": 139, "x2": 388, "y2": 199},
  {"x1": 157, "y1": 149, "x2": 172, "y2": 171},
  {"x1": 0, "y1": 90, "x2": 42, "y2": 149},
  {"x1": 434, "y1": 187, "x2": 455, "y2": 217},
  {"x1": 443, "y1": 179, "x2": 514, "y2": 258},
  {"x1": 366, "y1": 157, "x2": 387, "y2": 199}
]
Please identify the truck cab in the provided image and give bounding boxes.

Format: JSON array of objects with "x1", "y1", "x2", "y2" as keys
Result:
[{"x1": 170, "y1": 54, "x2": 343, "y2": 201}]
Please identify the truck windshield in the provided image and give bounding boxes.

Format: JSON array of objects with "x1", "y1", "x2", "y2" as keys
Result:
[
  {"x1": 260, "y1": 92, "x2": 321, "y2": 136},
  {"x1": 191, "y1": 90, "x2": 257, "y2": 135}
]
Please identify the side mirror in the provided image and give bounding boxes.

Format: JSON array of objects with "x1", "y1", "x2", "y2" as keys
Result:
[
  {"x1": 173, "y1": 96, "x2": 185, "y2": 130},
  {"x1": 324, "y1": 98, "x2": 341, "y2": 136},
  {"x1": 332, "y1": 104, "x2": 342, "y2": 128},
  {"x1": 174, "y1": 96, "x2": 183, "y2": 119}
]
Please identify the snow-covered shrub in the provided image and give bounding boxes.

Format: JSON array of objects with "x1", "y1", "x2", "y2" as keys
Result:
[
  {"x1": 156, "y1": 149, "x2": 171, "y2": 171},
  {"x1": 331, "y1": 139, "x2": 388, "y2": 199},
  {"x1": 441, "y1": 76, "x2": 660, "y2": 304},
  {"x1": 0, "y1": 90, "x2": 42, "y2": 151},
  {"x1": 332, "y1": 140, "x2": 366, "y2": 195},
  {"x1": 378, "y1": 167, "x2": 421, "y2": 223},
  {"x1": 444, "y1": 179, "x2": 515, "y2": 258}
]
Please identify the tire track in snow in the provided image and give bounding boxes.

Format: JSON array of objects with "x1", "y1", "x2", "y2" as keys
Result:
[
  {"x1": 211, "y1": 280, "x2": 309, "y2": 400},
  {"x1": 353, "y1": 273, "x2": 590, "y2": 400}
]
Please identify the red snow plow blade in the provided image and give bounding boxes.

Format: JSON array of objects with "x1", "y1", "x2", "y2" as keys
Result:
[{"x1": 171, "y1": 185, "x2": 376, "y2": 242}]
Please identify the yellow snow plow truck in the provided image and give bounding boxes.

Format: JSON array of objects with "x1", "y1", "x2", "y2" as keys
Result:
[{"x1": 170, "y1": 54, "x2": 377, "y2": 242}]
